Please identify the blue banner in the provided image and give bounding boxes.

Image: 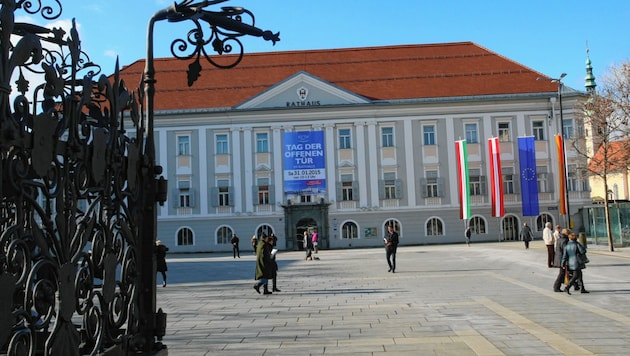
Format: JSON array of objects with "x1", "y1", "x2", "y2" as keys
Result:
[
  {"x1": 283, "y1": 131, "x2": 326, "y2": 193},
  {"x1": 518, "y1": 136, "x2": 539, "y2": 216}
]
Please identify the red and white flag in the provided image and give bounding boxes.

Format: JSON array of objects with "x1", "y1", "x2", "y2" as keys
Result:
[{"x1": 488, "y1": 137, "x2": 504, "y2": 217}]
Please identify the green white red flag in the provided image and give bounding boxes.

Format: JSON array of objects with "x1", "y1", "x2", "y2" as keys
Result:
[{"x1": 455, "y1": 140, "x2": 470, "y2": 220}]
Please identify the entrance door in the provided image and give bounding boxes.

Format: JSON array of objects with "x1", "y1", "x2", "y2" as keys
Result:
[
  {"x1": 502, "y1": 215, "x2": 519, "y2": 241},
  {"x1": 296, "y1": 218, "x2": 317, "y2": 250}
]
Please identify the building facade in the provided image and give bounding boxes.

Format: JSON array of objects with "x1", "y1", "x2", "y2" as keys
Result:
[{"x1": 119, "y1": 42, "x2": 592, "y2": 253}]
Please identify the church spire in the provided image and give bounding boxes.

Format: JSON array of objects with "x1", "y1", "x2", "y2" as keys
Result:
[{"x1": 585, "y1": 45, "x2": 597, "y2": 93}]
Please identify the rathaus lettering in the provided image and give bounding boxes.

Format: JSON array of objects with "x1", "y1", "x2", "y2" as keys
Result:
[{"x1": 286, "y1": 100, "x2": 321, "y2": 107}]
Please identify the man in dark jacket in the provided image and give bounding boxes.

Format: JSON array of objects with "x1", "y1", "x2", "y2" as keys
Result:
[
  {"x1": 384, "y1": 225, "x2": 399, "y2": 273},
  {"x1": 552, "y1": 228, "x2": 569, "y2": 292},
  {"x1": 254, "y1": 234, "x2": 274, "y2": 295}
]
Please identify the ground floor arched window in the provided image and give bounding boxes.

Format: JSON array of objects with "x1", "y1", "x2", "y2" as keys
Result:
[
  {"x1": 426, "y1": 217, "x2": 443, "y2": 236},
  {"x1": 217, "y1": 226, "x2": 233, "y2": 244},
  {"x1": 469, "y1": 215, "x2": 487, "y2": 234},
  {"x1": 341, "y1": 221, "x2": 358, "y2": 239},
  {"x1": 536, "y1": 213, "x2": 554, "y2": 231},
  {"x1": 177, "y1": 227, "x2": 194, "y2": 246}
]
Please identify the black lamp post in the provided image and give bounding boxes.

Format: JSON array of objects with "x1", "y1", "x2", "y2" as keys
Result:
[
  {"x1": 539, "y1": 73, "x2": 571, "y2": 227},
  {"x1": 137, "y1": 1, "x2": 279, "y2": 352}
]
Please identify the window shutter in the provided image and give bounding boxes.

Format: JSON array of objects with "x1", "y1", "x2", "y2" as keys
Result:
[
  {"x1": 228, "y1": 186, "x2": 234, "y2": 206},
  {"x1": 378, "y1": 180, "x2": 385, "y2": 199},
  {"x1": 395, "y1": 179, "x2": 402, "y2": 199},
  {"x1": 269, "y1": 185, "x2": 275, "y2": 204},
  {"x1": 547, "y1": 173, "x2": 554, "y2": 193},
  {"x1": 210, "y1": 187, "x2": 218, "y2": 207},
  {"x1": 352, "y1": 181, "x2": 359, "y2": 201},
  {"x1": 336, "y1": 182, "x2": 342, "y2": 201},
  {"x1": 419, "y1": 178, "x2": 427, "y2": 198},
  {"x1": 172, "y1": 191, "x2": 179, "y2": 208},
  {"x1": 437, "y1": 177, "x2": 444, "y2": 197},
  {"x1": 190, "y1": 189, "x2": 196, "y2": 207},
  {"x1": 252, "y1": 185, "x2": 259, "y2": 205},
  {"x1": 480, "y1": 176, "x2": 487, "y2": 195}
]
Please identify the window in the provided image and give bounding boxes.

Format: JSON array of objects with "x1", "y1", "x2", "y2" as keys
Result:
[
  {"x1": 381, "y1": 127, "x2": 394, "y2": 147},
  {"x1": 423, "y1": 125, "x2": 435, "y2": 145},
  {"x1": 503, "y1": 167, "x2": 515, "y2": 194},
  {"x1": 532, "y1": 121, "x2": 545, "y2": 141},
  {"x1": 465, "y1": 123, "x2": 478, "y2": 143},
  {"x1": 341, "y1": 221, "x2": 358, "y2": 239},
  {"x1": 176, "y1": 179, "x2": 193, "y2": 208},
  {"x1": 424, "y1": 170, "x2": 440, "y2": 198},
  {"x1": 257, "y1": 178, "x2": 270, "y2": 205},
  {"x1": 217, "y1": 179, "x2": 230, "y2": 206},
  {"x1": 256, "y1": 133, "x2": 269, "y2": 153},
  {"x1": 536, "y1": 213, "x2": 553, "y2": 231},
  {"x1": 469, "y1": 168, "x2": 485, "y2": 196},
  {"x1": 562, "y1": 119, "x2": 574, "y2": 139},
  {"x1": 384, "y1": 219, "x2": 400, "y2": 235},
  {"x1": 216, "y1": 134, "x2": 228, "y2": 154},
  {"x1": 339, "y1": 128, "x2": 351, "y2": 149},
  {"x1": 498, "y1": 122, "x2": 511, "y2": 142},
  {"x1": 257, "y1": 225, "x2": 274, "y2": 238},
  {"x1": 177, "y1": 227, "x2": 194, "y2": 246},
  {"x1": 537, "y1": 166, "x2": 552, "y2": 193},
  {"x1": 340, "y1": 174, "x2": 355, "y2": 201},
  {"x1": 383, "y1": 172, "x2": 398, "y2": 199},
  {"x1": 426, "y1": 218, "x2": 443, "y2": 236},
  {"x1": 179, "y1": 191, "x2": 191, "y2": 208},
  {"x1": 469, "y1": 216, "x2": 486, "y2": 234},
  {"x1": 567, "y1": 164, "x2": 577, "y2": 192},
  {"x1": 217, "y1": 226, "x2": 233, "y2": 244},
  {"x1": 177, "y1": 135, "x2": 190, "y2": 156}
]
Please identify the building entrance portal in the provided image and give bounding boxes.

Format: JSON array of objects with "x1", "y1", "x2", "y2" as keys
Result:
[{"x1": 283, "y1": 201, "x2": 330, "y2": 251}]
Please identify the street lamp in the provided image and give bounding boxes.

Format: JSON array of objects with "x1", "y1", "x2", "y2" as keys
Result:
[
  {"x1": 538, "y1": 73, "x2": 571, "y2": 227},
  {"x1": 137, "y1": 1, "x2": 279, "y2": 352}
]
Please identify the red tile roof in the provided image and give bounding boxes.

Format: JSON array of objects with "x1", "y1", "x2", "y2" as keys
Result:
[
  {"x1": 117, "y1": 42, "x2": 559, "y2": 111},
  {"x1": 589, "y1": 139, "x2": 630, "y2": 174}
]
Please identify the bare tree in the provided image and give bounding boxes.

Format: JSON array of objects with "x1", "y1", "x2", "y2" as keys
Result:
[{"x1": 574, "y1": 61, "x2": 630, "y2": 251}]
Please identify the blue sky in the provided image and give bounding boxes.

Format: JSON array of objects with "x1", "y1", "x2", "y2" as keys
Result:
[{"x1": 22, "y1": 0, "x2": 630, "y2": 91}]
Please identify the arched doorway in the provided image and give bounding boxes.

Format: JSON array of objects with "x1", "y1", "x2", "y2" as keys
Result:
[
  {"x1": 296, "y1": 218, "x2": 317, "y2": 250},
  {"x1": 502, "y1": 215, "x2": 519, "y2": 241}
]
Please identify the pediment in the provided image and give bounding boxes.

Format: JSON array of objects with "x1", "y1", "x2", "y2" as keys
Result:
[{"x1": 236, "y1": 71, "x2": 370, "y2": 109}]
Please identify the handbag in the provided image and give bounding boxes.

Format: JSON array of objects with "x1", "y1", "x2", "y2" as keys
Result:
[
  {"x1": 563, "y1": 267, "x2": 570, "y2": 285},
  {"x1": 577, "y1": 251, "x2": 590, "y2": 265}
]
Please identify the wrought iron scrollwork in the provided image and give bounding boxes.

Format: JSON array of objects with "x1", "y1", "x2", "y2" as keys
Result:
[{"x1": 1, "y1": 1, "x2": 160, "y2": 354}]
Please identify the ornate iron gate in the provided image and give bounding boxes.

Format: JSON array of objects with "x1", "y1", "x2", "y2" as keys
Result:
[{"x1": 0, "y1": 0, "x2": 278, "y2": 354}]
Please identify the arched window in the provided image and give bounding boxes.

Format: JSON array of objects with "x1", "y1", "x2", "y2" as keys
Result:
[
  {"x1": 536, "y1": 213, "x2": 554, "y2": 231},
  {"x1": 256, "y1": 224, "x2": 274, "y2": 238},
  {"x1": 384, "y1": 219, "x2": 401, "y2": 237},
  {"x1": 217, "y1": 226, "x2": 233, "y2": 244},
  {"x1": 469, "y1": 216, "x2": 487, "y2": 234},
  {"x1": 426, "y1": 218, "x2": 443, "y2": 236},
  {"x1": 341, "y1": 221, "x2": 358, "y2": 239},
  {"x1": 177, "y1": 227, "x2": 194, "y2": 246}
]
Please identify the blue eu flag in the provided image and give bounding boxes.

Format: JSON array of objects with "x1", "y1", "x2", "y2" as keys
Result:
[{"x1": 518, "y1": 136, "x2": 539, "y2": 216}]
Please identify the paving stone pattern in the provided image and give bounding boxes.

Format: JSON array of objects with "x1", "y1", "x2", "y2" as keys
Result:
[{"x1": 156, "y1": 241, "x2": 630, "y2": 355}]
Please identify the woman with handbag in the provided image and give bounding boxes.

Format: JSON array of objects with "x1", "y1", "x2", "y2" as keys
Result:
[{"x1": 561, "y1": 232, "x2": 589, "y2": 294}]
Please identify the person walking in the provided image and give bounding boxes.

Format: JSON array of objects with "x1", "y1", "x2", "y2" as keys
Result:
[
  {"x1": 251, "y1": 234, "x2": 258, "y2": 254},
  {"x1": 311, "y1": 230, "x2": 319, "y2": 254},
  {"x1": 155, "y1": 240, "x2": 169, "y2": 287},
  {"x1": 231, "y1": 234, "x2": 240, "y2": 258},
  {"x1": 384, "y1": 225, "x2": 399, "y2": 273},
  {"x1": 542, "y1": 222, "x2": 555, "y2": 267},
  {"x1": 270, "y1": 233, "x2": 281, "y2": 292},
  {"x1": 553, "y1": 228, "x2": 569, "y2": 292},
  {"x1": 465, "y1": 225, "x2": 472, "y2": 247},
  {"x1": 561, "y1": 232, "x2": 589, "y2": 295},
  {"x1": 520, "y1": 222, "x2": 533, "y2": 249},
  {"x1": 304, "y1": 231, "x2": 313, "y2": 261},
  {"x1": 253, "y1": 234, "x2": 274, "y2": 295}
]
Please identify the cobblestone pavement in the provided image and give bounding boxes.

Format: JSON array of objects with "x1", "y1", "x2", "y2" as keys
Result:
[{"x1": 155, "y1": 241, "x2": 630, "y2": 355}]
